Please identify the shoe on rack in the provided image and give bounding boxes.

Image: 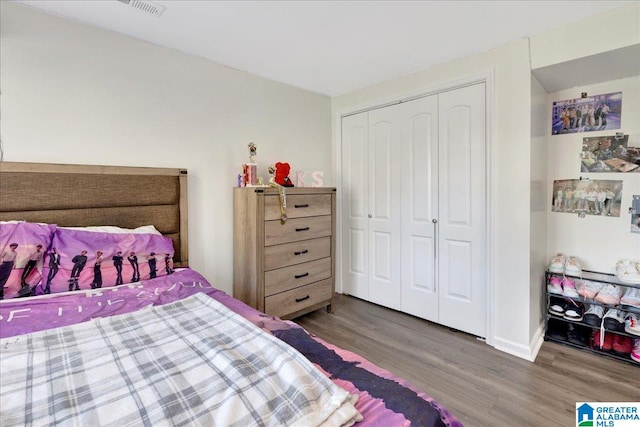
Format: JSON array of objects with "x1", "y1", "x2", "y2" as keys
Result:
[
  {"x1": 563, "y1": 299, "x2": 585, "y2": 322},
  {"x1": 565, "y1": 256, "x2": 582, "y2": 276},
  {"x1": 612, "y1": 334, "x2": 632, "y2": 355},
  {"x1": 583, "y1": 304, "x2": 604, "y2": 326},
  {"x1": 603, "y1": 309, "x2": 626, "y2": 332},
  {"x1": 621, "y1": 287, "x2": 640, "y2": 308},
  {"x1": 547, "y1": 318, "x2": 567, "y2": 341},
  {"x1": 576, "y1": 280, "x2": 603, "y2": 299},
  {"x1": 594, "y1": 284, "x2": 624, "y2": 305},
  {"x1": 592, "y1": 329, "x2": 613, "y2": 351},
  {"x1": 561, "y1": 277, "x2": 579, "y2": 298},
  {"x1": 625, "y1": 312, "x2": 640, "y2": 336},
  {"x1": 616, "y1": 260, "x2": 640, "y2": 284},
  {"x1": 632, "y1": 339, "x2": 640, "y2": 363},
  {"x1": 548, "y1": 296, "x2": 566, "y2": 316},
  {"x1": 567, "y1": 324, "x2": 589, "y2": 346},
  {"x1": 548, "y1": 253, "x2": 567, "y2": 274},
  {"x1": 547, "y1": 276, "x2": 563, "y2": 295}
]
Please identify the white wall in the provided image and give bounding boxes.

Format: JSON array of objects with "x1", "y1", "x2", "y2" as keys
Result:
[
  {"x1": 545, "y1": 76, "x2": 640, "y2": 271},
  {"x1": 530, "y1": 3, "x2": 640, "y2": 70},
  {"x1": 332, "y1": 40, "x2": 535, "y2": 359},
  {"x1": 530, "y1": 75, "x2": 548, "y2": 344},
  {"x1": 0, "y1": 3, "x2": 332, "y2": 295}
]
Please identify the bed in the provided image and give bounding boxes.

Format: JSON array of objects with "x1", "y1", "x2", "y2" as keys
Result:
[{"x1": 0, "y1": 162, "x2": 462, "y2": 427}]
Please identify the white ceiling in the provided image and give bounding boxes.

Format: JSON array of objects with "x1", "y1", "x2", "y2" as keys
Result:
[{"x1": 13, "y1": 0, "x2": 636, "y2": 96}]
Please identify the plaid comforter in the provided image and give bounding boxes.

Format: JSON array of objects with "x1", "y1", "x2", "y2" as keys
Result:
[{"x1": 0, "y1": 293, "x2": 361, "y2": 427}]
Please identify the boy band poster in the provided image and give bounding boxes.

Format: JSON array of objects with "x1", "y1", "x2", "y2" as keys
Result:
[
  {"x1": 551, "y1": 91, "x2": 621, "y2": 135},
  {"x1": 552, "y1": 179, "x2": 623, "y2": 218}
]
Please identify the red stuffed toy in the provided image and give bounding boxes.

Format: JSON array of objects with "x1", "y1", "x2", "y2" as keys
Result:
[{"x1": 274, "y1": 162, "x2": 294, "y2": 187}]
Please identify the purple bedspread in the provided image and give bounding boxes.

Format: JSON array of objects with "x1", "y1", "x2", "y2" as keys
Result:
[{"x1": 0, "y1": 268, "x2": 463, "y2": 427}]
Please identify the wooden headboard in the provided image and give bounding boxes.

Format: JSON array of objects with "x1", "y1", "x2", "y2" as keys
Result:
[{"x1": 0, "y1": 162, "x2": 189, "y2": 267}]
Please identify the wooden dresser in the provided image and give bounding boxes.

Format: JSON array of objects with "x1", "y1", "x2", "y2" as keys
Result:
[{"x1": 233, "y1": 187, "x2": 336, "y2": 319}]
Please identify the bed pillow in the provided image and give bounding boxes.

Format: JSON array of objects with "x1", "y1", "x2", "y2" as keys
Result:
[
  {"x1": 41, "y1": 227, "x2": 175, "y2": 294},
  {"x1": 0, "y1": 221, "x2": 57, "y2": 299},
  {"x1": 60, "y1": 225, "x2": 162, "y2": 235}
]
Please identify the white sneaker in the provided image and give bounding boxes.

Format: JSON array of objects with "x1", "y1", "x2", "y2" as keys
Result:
[
  {"x1": 616, "y1": 260, "x2": 640, "y2": 284},
  {"x1": 626, "y1": 312, "x2": 640, "y2": 336},
  {"x1": 584, "y1": 304, "x2": 604, "y2": 326},
  {"x1": 621, "y1": 287, "x2": 640, "y2": 308},
  {"x1": 603, "y1": 308, "x2": 625, "y2": 332},
  {"x1": 549, "y1": 253, "x2": 567, "y2": 274},
  {"x1": 594, "y1": 284, "x2": 623, "y2": 305},
  {"x1": 565, "y1": 256, "x2": 582, "y2": 276},
  {"x1": 576, "y1": 280, "x2": 603, "y2": 299}
]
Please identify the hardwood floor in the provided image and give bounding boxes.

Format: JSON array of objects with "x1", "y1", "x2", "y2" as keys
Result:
[{"x1": 294, "y1": 293, "x2": 640, "y2": 427}]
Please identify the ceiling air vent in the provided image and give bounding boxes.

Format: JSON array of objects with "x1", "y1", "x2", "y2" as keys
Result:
[{"x1": 116, "y1": 0, "x2": 166, "y2": 17}]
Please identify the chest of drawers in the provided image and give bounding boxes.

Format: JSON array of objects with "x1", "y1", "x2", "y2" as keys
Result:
[{"x1": 233, "y1": 187, "x2": 336, "y2": 319}]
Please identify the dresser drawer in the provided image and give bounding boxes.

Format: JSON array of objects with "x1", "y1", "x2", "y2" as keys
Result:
[
  {"x1": 265, "y1": 257, "x2": 331, "y2": 296},
  {"x1": 265, "y1": 279, "x2": 333, "y2": 318},
  {"x1": 264, "y1": 237, "x2": 331, "y2": 271},
  {"x1": 264, "y1": 194, "x2": 331, "y2": 221},
  {"x1": 264, "y1": 215, "x2": 331, "y2": 246}
]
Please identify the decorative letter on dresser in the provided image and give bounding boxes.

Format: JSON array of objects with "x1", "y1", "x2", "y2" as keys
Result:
[{"x1": 233, "y1": 187, "x2": 336, "y2": 319}]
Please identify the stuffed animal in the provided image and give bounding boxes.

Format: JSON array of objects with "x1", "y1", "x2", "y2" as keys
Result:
[{"x1": 274, "y1": 162, "x2": 294, "y2": 187}]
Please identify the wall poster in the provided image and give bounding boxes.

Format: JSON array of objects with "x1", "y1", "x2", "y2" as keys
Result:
[
  {"x1": 632, "y1": 195, "x2": 640, "y2": 234},
  {"x1": 552, "y1": 179, "x2": 623, "y2": 217},
  {"x1": 581, "y1": 134, "x2": 640, "y2": 173},
  {"x1": 551, "y1": 91, "x2": 622, "y2": 135}
]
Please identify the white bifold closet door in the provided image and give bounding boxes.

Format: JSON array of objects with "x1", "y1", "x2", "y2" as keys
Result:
[{"x1": 341, "y1": 83, "x2": 486, "y2": 337}]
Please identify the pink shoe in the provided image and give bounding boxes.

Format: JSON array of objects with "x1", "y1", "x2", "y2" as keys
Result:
[
  {"x1": 561, "y1": 277, "x2": 579, "y2": 298},
  {"x1": 547, "y1": 276, "x2": 563, "y2": 295},
  {"x1": 577, "y1": 280, "x2": 603, "y2": 299},
  {"x1": 594, "y1": 284, "x2": 623, "y2": 305},
  {"x1": 631, "y1": 339, "x2": 640, "y2": 363}
]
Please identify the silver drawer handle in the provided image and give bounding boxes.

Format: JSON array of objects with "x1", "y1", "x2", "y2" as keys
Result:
[
  {"x1": 295, "y1": 295, "x2": 310, "y2": 303},
  {"x1": 294, "y1": 250, "x2": 309, "y2": 256}
]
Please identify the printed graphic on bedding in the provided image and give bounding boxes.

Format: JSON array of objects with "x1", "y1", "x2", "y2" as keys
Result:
[
  {"x1": 0, "y1": 222, "x2": 56, "y2": 300},
  {"x1": 41, "y1": 228, "x2": 175, "y2": 295}
]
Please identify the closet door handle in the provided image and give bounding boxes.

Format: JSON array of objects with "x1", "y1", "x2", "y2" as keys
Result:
[
  {"x1": 294, "y1": 204, "x2": 309, "y2": 208},
  {"x1": 295, "y1": 227, "x2": 310, "y2": 232},
  {"x1": 432, "y1": 219, "x2": 438, "y2": 291},
  {"x1": 295, "y1": 295, "x2": 310, "y2": 303},
  {"x1": 432, "y1": 219, "x2": 438, "y2": 259},
  {"x1": 294, "y1": 272, "x2": 309, "y2": 279},
  {"x1": 294, "y1": 250, "x2": 309, "y2": 256}
]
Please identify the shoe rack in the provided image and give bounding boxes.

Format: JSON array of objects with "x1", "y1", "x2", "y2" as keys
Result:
[{"x1": 544, "y1": 269, "x2": 640, "y2": 366}]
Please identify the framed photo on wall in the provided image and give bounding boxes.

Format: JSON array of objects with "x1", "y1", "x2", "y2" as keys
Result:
[{"x1": 551, "y1": 91, "x2": 622, "y2": 135}]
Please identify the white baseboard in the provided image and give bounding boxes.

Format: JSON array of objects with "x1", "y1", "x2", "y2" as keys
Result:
[{"x1": 492, "y1": 323, "x2": 545, "y2": 362}]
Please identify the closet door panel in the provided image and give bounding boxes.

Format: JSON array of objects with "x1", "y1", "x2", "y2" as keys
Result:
[
  {"x1": 438, "y1": 83, "x2": 487, "y2": 337},
  {"x1": 341, "y1": 113, "x2": 370, "y2": 299},
  {"x1": 368, "y1": 106, "x2": 402, "y2": 309},
  {"x1": 399, "y1": 96, "x2": 439, "y2": 321},
  {"x1": 444, "y1": 107, "x2": 472, "y2": 225},
  {"x1": 442, "y1": 239, "x2": 473, "y2": 300}
]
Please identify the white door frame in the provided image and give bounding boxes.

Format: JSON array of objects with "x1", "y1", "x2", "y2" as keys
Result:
[{"x1": 333, "y1": 70, "x2": 496, "y2": 346}]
